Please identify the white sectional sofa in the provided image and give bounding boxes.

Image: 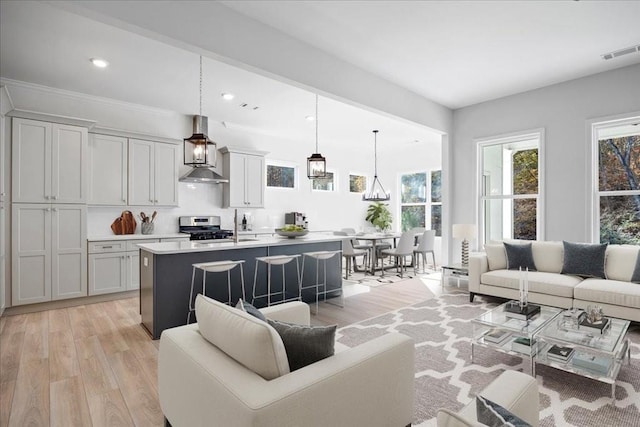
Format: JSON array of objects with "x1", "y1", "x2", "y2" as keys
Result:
[{"x1": 469, "y1": 242, "x2": 640, "y2": 322}]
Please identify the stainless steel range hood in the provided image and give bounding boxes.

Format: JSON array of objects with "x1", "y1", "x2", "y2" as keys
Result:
[
  {"x1": 179, "y1": 167, "x2": 228, "y2": 183},
  {"x1": 180, "y1": 115, "x2": 229, "y2": 183}
]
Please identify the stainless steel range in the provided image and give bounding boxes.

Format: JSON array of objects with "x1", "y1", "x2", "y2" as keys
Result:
[{"x1": 179, "y1": 216, "x2": 234, "y2": 241}]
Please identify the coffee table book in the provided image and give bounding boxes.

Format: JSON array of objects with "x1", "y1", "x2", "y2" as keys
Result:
[
  {"x1": 511, "y1": 337, "x2": 537, "y2": 354},
  {"x1": 572, "y1": 352, "x2": 612, "y2": 374},
  {"x1": 483, "y1": 329, "x2": 511, "y2": 344},
  {"x1": 504, "y1": 302, "x2": 541, "y2": 320},
  {"x1": 579, "y1": 316, "x2": 611, "y2": 335},
  {"x1": 547, "y1": 344, "x2": 575, "y2": 362}
]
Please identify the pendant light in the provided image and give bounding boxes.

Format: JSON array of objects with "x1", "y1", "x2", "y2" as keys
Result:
[
  {"x1": 362, "y1": 130, "x2": 391, "y2": 201},
  {"x1": 307, "y1": 94, "x2": 327, "y2": 179},
  {"x1": 184, "y1": 55, "x2": 217, "y2": 168}
]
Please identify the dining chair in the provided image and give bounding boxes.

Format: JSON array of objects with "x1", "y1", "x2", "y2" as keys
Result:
[
  {"x1": 341, "y1": 238, "x2": 368, "y2": 279},
  {"x1": 380, "y1": 230, "x2": 416, "y2": 278},
  {"x1": 414, "y1": 229, "x2": 436, "y2": 273}
]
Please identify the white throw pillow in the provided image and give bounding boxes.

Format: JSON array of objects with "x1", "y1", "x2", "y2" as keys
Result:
[
  {"x1": 485, "y1": 244, "x2": 507, "y2": 271},
  {"x1": 532, "y1": 241, "x2": 564, "y2": 273},
  {"x1": 605, "y1": 245, "x2": 640, "y2": 282},
  {"x1": 195, "y1": 294, "x2": 290, "y2": 380}
]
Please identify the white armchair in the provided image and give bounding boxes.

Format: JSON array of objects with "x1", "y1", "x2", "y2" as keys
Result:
[{"x1": 159, "y1": 301, "x2": 415, "y2": 427}]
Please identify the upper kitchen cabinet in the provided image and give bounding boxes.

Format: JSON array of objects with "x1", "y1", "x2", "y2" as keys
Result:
[
  {"x1": 221, "y1": 146, "x2": 266, "y2": 208},
  {"x1": 127, "y1": 138, "x2": 179, "y2": 207},
  {"x1": 12, "y1": 118, "x2": 88, "y2": 204},
  {"x1": 88, "y1": 134, "x2": 128, "y2": 205}
]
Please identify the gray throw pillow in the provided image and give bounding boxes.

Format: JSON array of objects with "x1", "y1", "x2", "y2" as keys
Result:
[
  {"x1": 561, "y1": 241, "x2": 608, "y2": 278},
  {"x1": 235, "y1": 299, "x2": 267, "y2": 322},
  {"x1": 267, "y1": 319, "x2": 336, "y2": 371},
  {"x1": 476, "y1": 395, "x2": 531, "y2": 427},
  {"x1": 504, "y1": 242, "x2": 537, "y2": 271},
  {"x1": 632, "y1": 252, "x2": 640, "y2": 284}
]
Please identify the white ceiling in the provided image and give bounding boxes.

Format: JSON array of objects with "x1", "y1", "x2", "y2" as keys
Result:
[
  {"x1": 1, "y1": 1, "x2": 639, "y2": 151},
  {"x1": 224, "y1": 1, "x2": 640, "y2": 109}
]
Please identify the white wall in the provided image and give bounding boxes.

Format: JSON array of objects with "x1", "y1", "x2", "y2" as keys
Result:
[{"x1": 452, "y1": 64, "x2": 640, "y2": 254}]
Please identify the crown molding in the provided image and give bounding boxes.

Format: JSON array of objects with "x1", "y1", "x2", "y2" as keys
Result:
[
  {"x1": 91, "y1": 126, "x2": 181, "y2": 145},
  {"x1": 0, "y1": 77, "x2": 182, "y2": 117},
  {"x1": 7, "y1": 108, "x2": 97, "y2": 128},
  {"x1": 0, "y1": 85, "x2": 14, "y2": 117}
]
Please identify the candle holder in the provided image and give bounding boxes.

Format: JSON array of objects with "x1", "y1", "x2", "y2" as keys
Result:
[{"x1": 519, "y1": 267, "x2": 529, "y2": 309}]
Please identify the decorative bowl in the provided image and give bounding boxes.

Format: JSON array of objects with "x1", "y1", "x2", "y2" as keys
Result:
[{"x1": 275, "y1": 229, "x2": 309, "y2": 239}]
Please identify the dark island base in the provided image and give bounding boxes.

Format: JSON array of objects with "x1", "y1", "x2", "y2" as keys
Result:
[{"x1": 141, "y1": 241, "x2": 343, "y2": 339}]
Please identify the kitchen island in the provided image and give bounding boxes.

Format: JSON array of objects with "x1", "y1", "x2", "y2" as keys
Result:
[{"x1": 138, "y1": 234, "x2": 344, "y2": 339}]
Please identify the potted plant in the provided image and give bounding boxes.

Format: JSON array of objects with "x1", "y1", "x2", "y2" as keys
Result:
[{"x1": 366, "y1": 202, "x2": 392, "y2": 232}]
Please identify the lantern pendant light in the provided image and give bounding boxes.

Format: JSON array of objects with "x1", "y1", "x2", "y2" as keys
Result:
[
  {"x1": 362, "y1": 130, "x2": 391, "y2": 201},
  {"x1": 307, "y1": 94, "x2": 327, "y2": 179},
  {"x1": 184, "y1": 56, "x2": 216, "y2": 167}
]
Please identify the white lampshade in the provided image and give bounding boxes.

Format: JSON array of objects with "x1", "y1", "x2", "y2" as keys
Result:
[{"x1": 452, "y1": 224, "x2": 477, "y2": 240}]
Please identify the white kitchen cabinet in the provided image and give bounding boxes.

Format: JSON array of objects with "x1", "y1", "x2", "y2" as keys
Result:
[
  {"x1": 12, "y1": 204, "x2": 87, "y2": 305},
  {"x1": 88, "y1": 238, "x2": 160, "y2": 294},
  {"x1": 221, "y1": 147, "x2": 266, "y2": 208},
  {"x1": 12, "y1": 118, "x2": 87, "y2": 204},
  {"x1": 88, "y1": 134, "x2": 127, "y2": 205},
  {"x1": 128, "y1": 138, "x2": 179, "y2": 207}
]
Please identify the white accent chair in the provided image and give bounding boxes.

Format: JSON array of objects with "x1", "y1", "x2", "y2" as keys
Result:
[
  {"x1": 414, "y1": 230, "x2": 436, "y2": 272},
  {"x1": 436, "y1": 370, "x2": 539, "y2": 427},
  {"x1": 159, "y1": 299, "x2": 415, "y2": 427}
]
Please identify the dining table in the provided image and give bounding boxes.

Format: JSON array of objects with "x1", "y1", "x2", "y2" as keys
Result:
[{"x1": 350, "y1": 232, "x2": 402, "y2": 275}]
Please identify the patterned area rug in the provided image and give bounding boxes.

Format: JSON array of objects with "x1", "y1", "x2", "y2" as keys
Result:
[{"x1": 335, "y1": 293, "x2": 640, "y2": 426}]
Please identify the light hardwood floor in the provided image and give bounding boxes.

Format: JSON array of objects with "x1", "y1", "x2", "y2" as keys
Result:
[{"x1": 0, "y1": 275, "x2": 448, "y2": 427}]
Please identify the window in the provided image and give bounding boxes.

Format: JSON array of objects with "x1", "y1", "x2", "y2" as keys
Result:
[
  {"x1": 349, "y1": 174, "x2": 367, "y2": 193},
  {"x1": 593, "y1": 117, "x2": 640, "y2": 245},
  {"x1": 266, "y1": 163, "x2": 297, "y2": 189},
  {"x1": 311, "y1": 171, "x2": 335, "y2": 191},
  {"x1": 477, "y1": 130, "x2": 544, "y2": 244},
  {"x1": 399, "y1": 170, "x2": 441, "y2": 234}
]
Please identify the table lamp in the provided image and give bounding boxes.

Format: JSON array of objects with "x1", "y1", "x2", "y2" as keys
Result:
[{"x1": 452, "y1": 224, "x2": 477, "y2": 266}]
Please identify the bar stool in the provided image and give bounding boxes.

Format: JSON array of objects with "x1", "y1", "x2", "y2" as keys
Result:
[
  {"x1": 300, "y1": 250, "x2": 343, "y2": 314},
  {"x1": 252, "y1": 255, "x2": 301, "y2": 307},
  {"x1": 187, "y1": 260, "x2": 245, "y2": 324}
]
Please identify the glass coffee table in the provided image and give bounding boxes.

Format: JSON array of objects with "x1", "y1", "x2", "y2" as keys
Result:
[
  {"x1": 535, "y1": 311, "x2": 631, "y2": 402},
  {"x1": 471, "y1": 302, "x2": 563, "y2": 374}
]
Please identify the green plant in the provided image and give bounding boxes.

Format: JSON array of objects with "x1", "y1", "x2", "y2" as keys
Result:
[{"x1": 366, "y1": 202, "x2": 392, "y2": 231}]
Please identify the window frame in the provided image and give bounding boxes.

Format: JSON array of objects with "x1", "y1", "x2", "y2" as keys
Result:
[
  {"x1": 590, "y1": 114, "x2": 640, "y2": 243},
  {"x1": 398, "y1": 169, "x2": 441, "y2": 233},
  {"x1": 475, "y1": 129, "x2": 545, "y2": 245}
]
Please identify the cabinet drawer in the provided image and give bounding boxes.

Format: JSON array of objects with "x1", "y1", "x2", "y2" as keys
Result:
[
  {"x1": 126, "y1": 239, "x2": 159, "y2": 251},
  {"x1": 88, "y1": 241, "x2": 126, "y2": 254},
  {"x1": 160, "y1": 237, "x2": 190, "y2": 243}
]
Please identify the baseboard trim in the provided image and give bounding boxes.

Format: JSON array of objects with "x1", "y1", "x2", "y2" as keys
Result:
[{"x1": 1, "y1": 291, "x2": 138, "y2": 316}]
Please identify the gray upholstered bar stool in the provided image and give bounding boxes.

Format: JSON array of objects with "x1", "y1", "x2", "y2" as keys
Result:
[
  {"x1": 300, "y1": 250, "x2": 343, "y2": 314},
  {"x1": 187, "y1": 260, "x2": 245, "y2": 324},
  {"x1": 252, "y1": 255, "x2": 301, "y2": 307}
]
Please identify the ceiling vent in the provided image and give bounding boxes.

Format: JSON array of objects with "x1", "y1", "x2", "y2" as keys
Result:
[{"x1": 601, "y1": 44, "x2": 640, "y2": 60}]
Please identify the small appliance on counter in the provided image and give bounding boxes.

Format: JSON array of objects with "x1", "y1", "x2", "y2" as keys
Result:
[
  {"x1": 179, "y1": 216, "x2": 234, "y2": 241},
  {"x1": 284, "y1": 212, "x2": 308, "y2": 229}
]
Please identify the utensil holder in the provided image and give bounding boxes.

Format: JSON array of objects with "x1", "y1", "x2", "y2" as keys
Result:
[{"x1": 141, "y1": 222, "x2": 154, "y2": 235}]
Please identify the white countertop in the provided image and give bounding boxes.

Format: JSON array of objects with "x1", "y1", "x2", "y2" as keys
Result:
[
  {"x1": 137, "y1": 234, "x2": 346, "y2": 255},
  {"x1": 87, "y1": 233, "x2": 189, "y2": 242}
]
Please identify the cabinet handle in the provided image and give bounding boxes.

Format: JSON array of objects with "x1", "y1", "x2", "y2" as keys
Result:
[
  {"x1": 52, "y1": 208, "x2": 58, "y2": 212},
  {"x1": 102, "y1": 245, "x2": 113, "y2": 249},
  {"x1": 45, "y1": 208, "x2": 51, "y2": 212},
  {"x1": 122, "y1": 256, "x2": 125, "y2": 259},
  {"x1": 45, "y1": 195, "x2": 50, "y2": 200},
  {"x1": 122, "y1": 199, "x2": 126, "y2": 202},
  {"x1": 51, "y1": 195, "x2": 57, "y2": 200},
  {"x1": 154, "y1": 199, "x2": 158, "y2": 203}
]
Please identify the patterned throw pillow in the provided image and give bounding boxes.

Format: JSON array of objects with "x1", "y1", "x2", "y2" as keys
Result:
[
  {"x1": 476, "y1": 395, "x2": 532, "y2": 427},
  {"x1": 561, "y1": 241, "x2": 608, "y2": 278},
  {"x1": 267, "y1": 319, "x2": 336, "y2": 371},
  {"x1": 504, "y1": 242, "x2": 537, "y2": 271}
]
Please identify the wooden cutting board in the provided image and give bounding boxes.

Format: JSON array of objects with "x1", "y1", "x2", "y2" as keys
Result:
[{"x1": 111, "y1": 211, "x2": 137, "y2": 235}]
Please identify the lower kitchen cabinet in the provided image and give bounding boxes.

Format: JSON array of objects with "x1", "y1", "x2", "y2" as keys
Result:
[{"x1": 12, "y1": 203, "x2": 87, "y2": 305}]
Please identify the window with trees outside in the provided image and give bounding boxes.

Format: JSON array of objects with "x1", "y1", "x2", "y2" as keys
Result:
[
  {"x1": 593, "y1": 118, "x2": 640, "y2": 245},
  {"x1": 477, "y1": 130, "x2": 543, "y2": 244},
  {"x1": 400, "y1": 170, "x2": 441, "y2": 235}
]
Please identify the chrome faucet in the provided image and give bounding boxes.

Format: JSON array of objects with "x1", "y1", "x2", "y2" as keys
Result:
[{"x1": 233, "y1": 209, "x2": 239, "y2": 243}]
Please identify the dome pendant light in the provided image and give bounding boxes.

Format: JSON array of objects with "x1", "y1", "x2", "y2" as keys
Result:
[
  {"x1": 362, "y1": 130, "x2": 390, "y2": 201},
  {"x1": 307, "y1": 94, "x2": 327, "y2": 179},
  {"x1": 184, "y1": 56, "x2": 217, "y2": 168}
]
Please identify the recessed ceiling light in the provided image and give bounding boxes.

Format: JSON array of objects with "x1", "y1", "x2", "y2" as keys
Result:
[
  {"x1": 90, "y1": 58, "x2": 109, "y2": 68},
  {"x1": 221, "y1": 93, "x2": 235, "y2": 100},
  {"x1": 305, "y1": 115, "x2": 315, "y2": 121}
]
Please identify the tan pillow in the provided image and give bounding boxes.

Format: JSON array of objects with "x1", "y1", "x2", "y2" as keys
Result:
[
  {"x1": 605, "y1": 245, "x2": 640, "y2": 282},
  {"x1": 532, "y1": 241, "x2": 564, "y2": 273},
  {"x1": 195, "y1": 294, "x2": 290, "y2": 380},
  {"x1": 485, "y1": 244, "x2": 507, "y2": 271}
]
